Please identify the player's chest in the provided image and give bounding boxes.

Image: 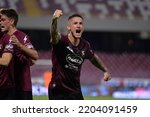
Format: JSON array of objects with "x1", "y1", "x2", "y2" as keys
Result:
[
  {"x1": 64, "y1": 45, "x2": 86, "y2": 58},
  {"x1": 62, "y1": 45, "x2": 85, "y2": 65}
]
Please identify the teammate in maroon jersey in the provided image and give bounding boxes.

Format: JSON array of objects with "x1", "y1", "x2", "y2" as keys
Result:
[
  {"x1": 0, "y1": 9, "x2": 38, "y2": 100},
  {"x1": 0, "y1": 9, "x2": 15, "y2": 99},
  {"x1": 49, "y1": 9, "x2": 111, "y2": 100}
]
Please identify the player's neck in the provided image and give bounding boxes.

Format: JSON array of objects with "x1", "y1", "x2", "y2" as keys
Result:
[
  {"x1": 7, "y1": 26, "x2": 17, "y2": 35},
  {"x1": 68, "y1": 33, "x2": 80, "y2": 46}
]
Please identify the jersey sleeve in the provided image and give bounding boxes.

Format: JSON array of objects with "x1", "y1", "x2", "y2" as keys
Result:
[
  {"x1": 14, "y1": 47, "x2": 31, "y2": 64},
  {"x1": 22, "y1": 35, "x2": 34, "y2": 49},
  {"x1": 14, "y1": 34, "x2": 33, "y2": 64},
  {"x1": 51, "y1": 34, "x2": 65, "y2": 50},
  {"x1": 85, "y1": 41, "x2": 94, "y2": 60}
]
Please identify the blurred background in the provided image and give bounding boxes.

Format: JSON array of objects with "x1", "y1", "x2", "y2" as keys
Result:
[{"x1": 1, "y1": 0, "x2": 150, "y2": 99}]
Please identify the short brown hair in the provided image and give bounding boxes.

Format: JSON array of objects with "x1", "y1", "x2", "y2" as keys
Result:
[
  {"x1": 1, "y1": 8, "x2": 18, "y2": 26},
  {"x1": 68, "y1": 14, "x2": 83, "y2": 20}
]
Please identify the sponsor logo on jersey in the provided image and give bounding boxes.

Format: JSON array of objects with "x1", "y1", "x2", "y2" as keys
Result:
[
  {"x1": 5, "y1": 43, "x2": 13, "y2": 49},
  {"x1": 66, "y1": 54, "x2": 83, "y2": 65},
  {"x1": 26, "y1": 44, "x2": 33, "y2": 49}
]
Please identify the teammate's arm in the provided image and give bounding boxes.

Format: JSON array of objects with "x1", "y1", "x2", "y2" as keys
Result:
[
  {"x1": 50, "y1": 9, "x2": 63, "y2": 44},
  {"x1": 18, "y1": 44, "x2": 38, "y2": 61},
  {"x1": 90, "y1": 53, "x2": 111, "y2": 81},
  {"x1": 10, "y1": 35, "x2": 39, "y2": 61},
  {"x1": 0, "y1": 53, "x2": 12, "y2": 66}
]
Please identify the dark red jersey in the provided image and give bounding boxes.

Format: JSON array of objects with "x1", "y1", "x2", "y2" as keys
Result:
[
  {"x1": 0, "y1": 34, "x2": 15, "y2": 89},
  {"x1": 50, "y1": 35, "x2": 94, "y2": 94},
  {"x1": 13, "y1": 30, "x2": 34, "y2": 91},
  {"x1": 0, "y1": 31, "x2": 4, "y2": 39}
]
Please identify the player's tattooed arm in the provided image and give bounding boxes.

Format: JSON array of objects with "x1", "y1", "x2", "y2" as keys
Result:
[
  {"x1": 90, "y1": 54, "x2": 111, "y2": 81},
  {"x1": 50, "y1": 9, "x2": 63, "y2": 44}
]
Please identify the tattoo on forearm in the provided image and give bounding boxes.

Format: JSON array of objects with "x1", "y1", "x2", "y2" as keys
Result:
[
  {"x1": 50, "y1": 18, "x2": 59, "y2": 43},
  {"x1": 91, "y1": 55, "x2": 108, "y2": 72},
  {"x1": 51, "y1": 18, "x2": 57, "y2": 35}
]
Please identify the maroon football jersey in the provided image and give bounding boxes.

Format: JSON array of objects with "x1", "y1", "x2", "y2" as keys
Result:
[
  {"x1": 0, "y1": 31, "x2": 4, "y2": 39},
  {"x1": 50, "y1": 35, "x2": 94, "y2": 94},
  {"x1": 0, "y1": 34, "x2": 15, "y2": 89},
  {"x1": 13, "y1": 30, "x2": 34, "y2": 91}
]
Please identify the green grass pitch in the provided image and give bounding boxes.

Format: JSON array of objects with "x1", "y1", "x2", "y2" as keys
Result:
[{"x1": 33, "y1": 96, "x2": 117, "y2": 100}]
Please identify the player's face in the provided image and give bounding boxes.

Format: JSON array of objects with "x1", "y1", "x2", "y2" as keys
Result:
[
  {"x1": 0, "y1": 14, "x2": 13, "y2": 32},
  {"x1": 67, "y1": 17, "x2": 84, "y2": 39}
]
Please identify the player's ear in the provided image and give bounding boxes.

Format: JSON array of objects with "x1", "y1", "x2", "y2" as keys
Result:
[
  {"x1": 67, "y1": 26, "x2": 70, "y2": 30},
  {"x1": 67, "y1": 21, "x2": 71, "y2": 30},
  {"x1": 10, "y1": 18, "x2": 15, "y2": 26}
]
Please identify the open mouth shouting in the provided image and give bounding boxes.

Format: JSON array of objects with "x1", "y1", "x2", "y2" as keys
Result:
[
  {"x1": 74, "y1": 29, "x2": 82, "y2": 38},
  {"x1": 76, "y1": 29, "x2": 81, "y2": 33},
  {"x1": 1, "y1": 25, "x2": 5, "y2": 32},
  {"x1": 75, "y1": 29, "x2": 82, "y2": 38}
]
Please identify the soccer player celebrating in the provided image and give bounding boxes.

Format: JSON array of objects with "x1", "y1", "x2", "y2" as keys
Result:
[
  {"x1": 0, "y1": 8, "x2": 15, "y2": 99},
  {"x1": 0, "y1": 9, "x2": 38, "y2": 100},
  {"x1": 49, "y1": 9, "x2": 111, "y2": 100}
]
